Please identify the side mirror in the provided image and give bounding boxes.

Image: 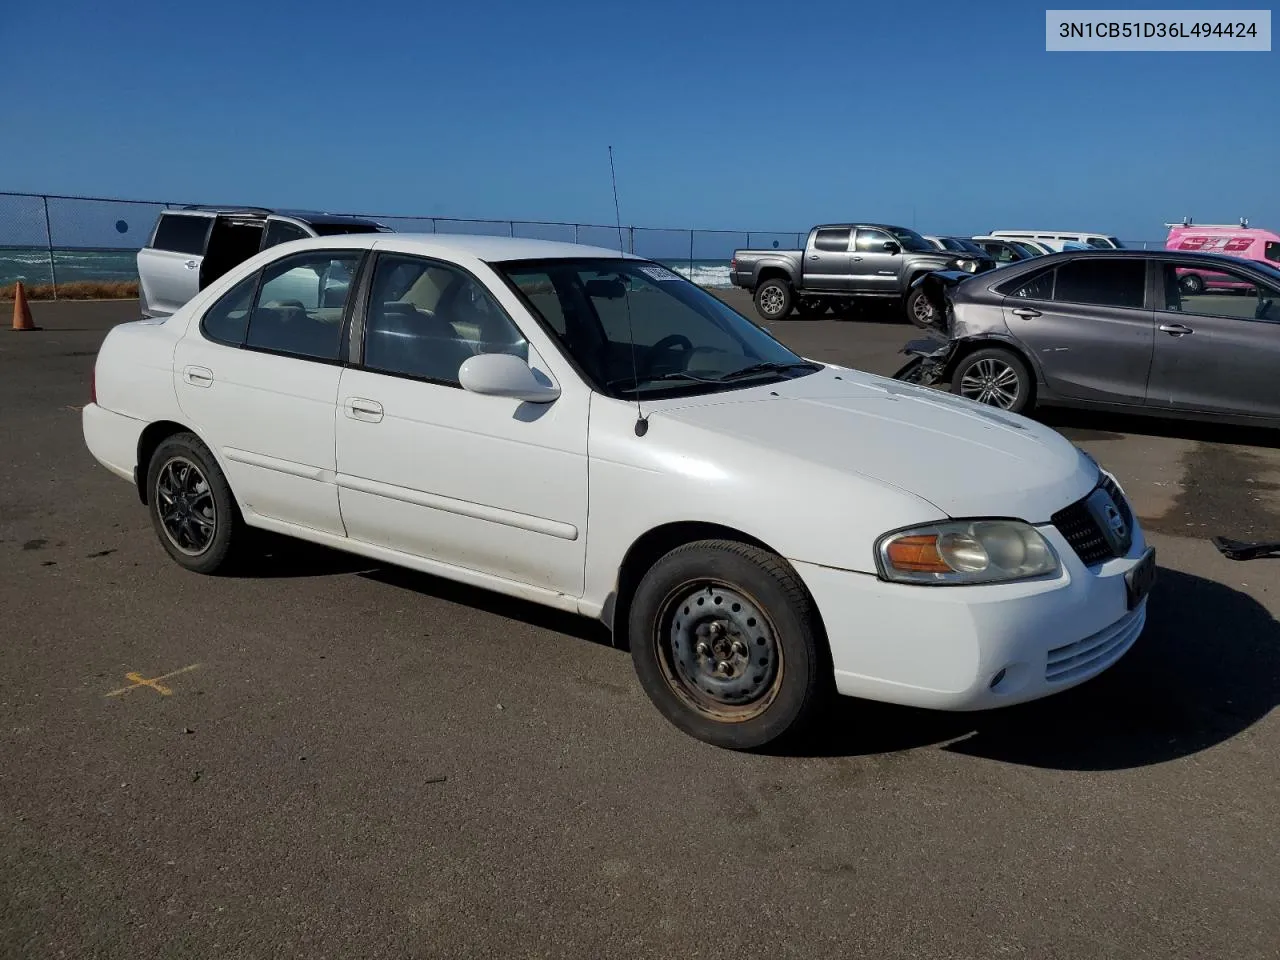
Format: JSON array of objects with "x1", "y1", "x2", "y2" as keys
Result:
[
  {"x1": 458, "y1": 352, "x2": 561, "y2": 404},
  {"x1": 882, "y1": 241, "x2": 901, "y2": 254}
]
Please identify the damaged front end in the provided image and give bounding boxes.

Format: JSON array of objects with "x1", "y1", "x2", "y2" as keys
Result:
[{"x1": 894, "y1": 271, "x2": 969, "y2": 385}]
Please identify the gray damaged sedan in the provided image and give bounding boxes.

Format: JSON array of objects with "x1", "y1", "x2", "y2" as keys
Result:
[{"x1": 894, "y1": 249, "x2": 1280, "y2": 426}]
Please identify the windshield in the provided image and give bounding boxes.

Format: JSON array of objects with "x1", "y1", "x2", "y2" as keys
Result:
[
  {"x1": 495, "y1": 258, "x2": 819, "y2": 399},
  {"x1": 955, "y1": 238, "x2": 989, "y2": 256},
  {"x1": 309, "y1": 222, "x2": 384, "y2": 236},
  {"x1": 885, "y1": 227, "x2": 935, "y2": 253},
  {"x1": 1087, "y1": 236, "x2": 1124, "y2": 249},
  {"x1": 938, "y1": 237, "x2": 967, "y2": 252},
  {"x1": 1010, "y1": 241, "x2": 1042, "y2": 257}
]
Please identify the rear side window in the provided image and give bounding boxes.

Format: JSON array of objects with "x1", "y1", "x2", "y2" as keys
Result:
[
  {"x1": 200, "y1": 273, "x2": 259, "y2": 346},
  {"x1": 152, "y1": 214, "x2": 211, "y2": 255},
  {"x1": 244, "y1": 251, "x2": 363, "y2": 361},
  {"x1": 813, "y1": 228, "x2": 851, "y2": 252},
  {"x1": 1053, "y1": 259, "x2": 1146, "y2": 308},
  {"x1": 261, "y1": 220, "x2": 311, "y2": 250}
]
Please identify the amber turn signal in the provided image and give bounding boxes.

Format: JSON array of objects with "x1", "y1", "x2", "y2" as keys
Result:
[{"x1": 884, "y1": 534, "x2": 950, "y2": 573}]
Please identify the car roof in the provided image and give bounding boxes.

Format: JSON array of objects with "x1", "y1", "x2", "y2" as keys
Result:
[
  {"x1": 812, "y1": 223, "x2": 915, "y2": 233},
  {"x1": 174, "y1": 204, "x2": 383, "y2": 226},
  {"x1": 268, "y1": 231, "x2": 640, "y2": 262}
]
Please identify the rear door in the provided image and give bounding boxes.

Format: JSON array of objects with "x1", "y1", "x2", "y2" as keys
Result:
[
  {"x1": 802, "y1": 228, "x2": 853, "y2": 291},
  {"x1": 852, "y1": 228, "x2": 904, "y2": 294},
  {"x1": 137, "y1": 211, "x2": 215, "y2": 317},
  {"x1": 1000, "y1": 257, "x2": 1155, "y2": 405},
  {"x1": 1146, "y1": 260, "x2": 1280, "y2": 418}
]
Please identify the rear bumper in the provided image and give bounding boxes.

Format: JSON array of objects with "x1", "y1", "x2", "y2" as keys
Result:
[
  {"x1": 82, "y1": 403, "x2": 144, "y2": 484},
  {"x1": 792, "y1": 522, "x2": 1152, "y2": 712}
]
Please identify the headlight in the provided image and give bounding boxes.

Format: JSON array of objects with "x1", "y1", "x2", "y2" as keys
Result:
[
  {"x1": 876, "y1": 520, "x2": 1060, "y2": 585},
  {"x1": 952, "y1": 258, "x2": 980, "y2": 273}
]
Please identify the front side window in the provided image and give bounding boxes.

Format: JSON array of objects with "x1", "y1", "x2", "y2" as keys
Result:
[
  {"x1": 855, "y1": 228, "x2": 896, "y2": 253},
  {"x1": 882, "y1": 227, "x2": 934, "y2": 253},
  {"x1": 244, "y1": 251, "x2": 362, "y2": 361},
  {"x1": 152, "y1": 214, "x2": 211, "y2": 255},
  {"x1": 497, "y1": 258, "x2": 818, "y2": 399},
  {"x1": 1052, "y1": 259, "x2": 1146, "y2": 308},
  {"x1": 1162, "y1": 263, "x2": 1280, "y2": 322},
  {"x1": 362, "y1": 255, "x2": 528, "y2": 385},
  {"x1": 981, "y1": 241, "x2": 1019, "y2": 263},
  {"x1": 261, "y1": 220, "x2": 310, "y2": 250}
]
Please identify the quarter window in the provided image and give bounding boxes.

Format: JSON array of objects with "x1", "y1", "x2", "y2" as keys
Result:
[
  {"x1": 998, "y1": 268, "x2": 1055, "y2": 301},
  {"x1": 362, "y1": 255, "x2": 528, "y2": 385},
  {"x1": 1052, "y1": 259, "x2": 1146, "y2": 308},
  {"x1": 244, "y1": 251, "x2": 361, "y2": 361},
  {"x1": 151, "y1": 214, "x2": 211, "y2": 256},
  {"x1": 200, "y1": 272, "x2": 258, "y2": 346},
  {"x1": 813, "y1": 228, "x2": 851, "y2": 252}
]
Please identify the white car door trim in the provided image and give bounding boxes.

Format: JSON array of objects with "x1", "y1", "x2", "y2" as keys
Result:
[
  {"x1": 223, "y1": 446, "x2": 330, "y2": 482},
  {"x1": 336, "y1": 472, "x2": 580, "y2": 541}
]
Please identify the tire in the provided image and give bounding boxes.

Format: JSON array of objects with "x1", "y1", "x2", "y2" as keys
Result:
[
  {"x1": 753, "y1": 278, "x2": 793, "y2": 321},
  {"x1": 629, "y1": 539, "x2": 830, "y2": 751},
  {"x1": 1179, "y1": 272, "x2": 1205, "y2": 295},
  {"x1": 796, "y1": 297, "x2": 828, "y2": 319},
  {"x1": 905, "y1": 286, "x2": 937, "y2": 328},
  {"x1": 145, "y1": 431, "x2": 245, "y2": 575},
  {"x1": 951, "y1": 347, "x2": 1034, "y2": 415}
]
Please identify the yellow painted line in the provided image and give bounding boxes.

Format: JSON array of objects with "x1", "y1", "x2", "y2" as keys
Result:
[
  {"x1": 105, "y1": 663, "x2": 201, "y2": 698},
  {"x1": 64, "y1": 405, "x2": 83, "y2": 413}
]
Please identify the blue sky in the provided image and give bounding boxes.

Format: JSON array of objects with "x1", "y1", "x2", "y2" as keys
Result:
[{"x1": 2, "y1": 0, "x2": 1275, "y2": 240}]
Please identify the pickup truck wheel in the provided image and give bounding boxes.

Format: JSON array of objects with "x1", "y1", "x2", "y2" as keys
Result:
[
  {"x1": 754, "y1": 279, "x2": 793, "y2": 320},
  {"x1": 629, "y1": 540, "x2": 830, "y2": 751},
  {"x1": 905, "y1": 287, "x2": 937, "y2": 327},
  {"x1": 951, "y1": 348, "x2": 1033, "y2": 414},
  {"x1": 145, "y1": 432, "x2": 245, "y2": 575}
]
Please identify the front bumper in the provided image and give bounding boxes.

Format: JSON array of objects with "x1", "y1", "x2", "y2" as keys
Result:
[{"x1": 792, "y1": 519, "x2": 1152, "y2": 712}]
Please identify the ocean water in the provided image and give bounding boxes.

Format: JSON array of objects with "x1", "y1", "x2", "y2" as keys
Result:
[{"x1": 0, "y1": 246, "x2": 737, "y2": 290}]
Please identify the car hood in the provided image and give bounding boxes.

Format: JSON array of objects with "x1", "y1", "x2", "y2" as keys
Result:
[{"x1": 647, "y1": 366, "x2": 1097, "y2": 522}]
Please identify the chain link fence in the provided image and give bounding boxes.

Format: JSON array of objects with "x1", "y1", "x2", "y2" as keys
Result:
[{"x1": 0, "y1": 189, "x2": 1169, "y2": 299}]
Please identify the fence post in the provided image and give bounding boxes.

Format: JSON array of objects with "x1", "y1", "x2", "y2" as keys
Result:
[
  {"x1": 689, "y1": 230, "x2": 695, "y2": 277},
  {"x1": 574, "y1": 224, "x2": 579, "y2": 244},
  {"x1": 509, "y1": 221, "x2": 515, "y2": 238},
  {"x1": 628, "y1": 226, "x2": 635, "y2": 254},
  {"x1": 746, "y1": 232, "x2": 752, "y2": 248},
  {"x1": 41, "y1": 195, "x2": 58, "y2": 300}
]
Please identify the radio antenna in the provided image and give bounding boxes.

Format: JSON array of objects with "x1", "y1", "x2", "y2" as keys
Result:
[{"x1": 609, "y1": 145, "x2": 647, "y2": 437}]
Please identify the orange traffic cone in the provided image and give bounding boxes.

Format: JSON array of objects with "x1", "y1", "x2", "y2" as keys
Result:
[{"x1": 11, "y1": 281, "x2": 37, "y2": 332}]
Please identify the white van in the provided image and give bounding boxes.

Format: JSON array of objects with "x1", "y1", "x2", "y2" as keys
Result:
[{"x1": 988, "y1": 230, "x2": 1124, "y2": 251}]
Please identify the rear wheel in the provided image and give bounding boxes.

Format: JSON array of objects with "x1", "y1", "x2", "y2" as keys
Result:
[
  {"x1": 146, "y1": 432, "x2": 245, "y2": 575},
  {"x1": 754, "y1": 279, "x2": 793, "y2": 321},
  {"x1": 629, "y1": 540, "x2": 830, "y2": 751},
  {"x1": 1179, "y1": 272, "x2": 1205, "y2": 295},
  {"x1": 951, "y1": 347, "x2": 1033, "y2": 414}
]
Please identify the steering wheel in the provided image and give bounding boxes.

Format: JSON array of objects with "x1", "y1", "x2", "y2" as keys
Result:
[{"x1": 641, "y1": 334, "x2": 694, "y2": 378}]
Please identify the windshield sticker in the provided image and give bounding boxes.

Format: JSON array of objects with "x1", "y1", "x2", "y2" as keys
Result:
[{"x1": 639, "y1": 265, "x2": 683, "y2": 282}]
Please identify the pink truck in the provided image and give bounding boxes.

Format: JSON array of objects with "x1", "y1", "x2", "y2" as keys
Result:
[{"x1": 1165, "y1": 220, "x2": 1280, "y2": 294}]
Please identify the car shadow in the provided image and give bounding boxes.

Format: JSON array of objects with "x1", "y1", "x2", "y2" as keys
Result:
[
  {"x1": 781, "y1": 566, "x2": 1279, "y2": 769},
  {"x1": 1039, "y1": 406, "x2": 1280, "y2": 449},
  {"x1": 234, "y1": 534, "x2": 381, "y2": 579}
]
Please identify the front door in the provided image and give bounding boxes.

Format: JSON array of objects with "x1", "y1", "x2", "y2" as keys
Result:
[
  {"x1": 851, "y1": 227, "x2": 903, "y2": 294},
  {"x1": 1000, "y1": 257, "x2": 1155, "y2": 405},
  {"x1": 1147, "y1": 261, "x2": 1280, "y2": 418},
  {"x1": 172, "y1": 248, "x2": 365, "y2": 536},
  {"x1": 137, "y1": 211, "x2": 215, "y2": 317},
  {"x1": 334, "y1": 253, "x2": 589, "y2": 596},
  {"x1": 803, "y1": 227, "x2": 853, "y2": 291}
]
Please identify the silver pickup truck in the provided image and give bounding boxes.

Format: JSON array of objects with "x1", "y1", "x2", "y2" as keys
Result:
[{"x1": 730, "y1": 223, "x2": 995, "y2": 323}]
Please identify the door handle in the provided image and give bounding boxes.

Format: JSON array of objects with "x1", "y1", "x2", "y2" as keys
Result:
[
  {"x1": 344, "y1": 398, "x2": 384, "y2": 422},
  {"x1": 1159, "y1": 323, "x2": 1194, "y2": 336},
  {"x1": 183, "y1": 260, "x2": 198, "y2": 269},
  {"x1": 182, "y1": 365, "x2": 213, "y2": 387},
  {"x1": 851, "y1": 256, "x2": 863, "y2": 261},
  {"x1": 807, "y1": 255, "x2": 819, "y2": 261},
  {"x1": 1011, "y1": 308, "x2": 1042, "y2": 319}
]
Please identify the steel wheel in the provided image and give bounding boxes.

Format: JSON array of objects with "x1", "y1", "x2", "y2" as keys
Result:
[
  {"x1": 958, "y1": 357, "x2": 1021, "y2": 409},
  {"x1": 154, "y1": 456, "x2": 217, "y2": 556},
  {"x1": 655, "y1": 580, "x2": 783, "y2": 723}
]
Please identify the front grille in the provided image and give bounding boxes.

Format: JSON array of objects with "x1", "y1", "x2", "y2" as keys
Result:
[
  {"x1": 1045, "y1": 604, "x2": 1146, "y2": 683},
  {"x1": 1050, "y1": 476, "x2": 1134, "y2": 567}
]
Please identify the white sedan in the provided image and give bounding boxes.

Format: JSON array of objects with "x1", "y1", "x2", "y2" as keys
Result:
[{"x1": 82, "y1": 233, "x2": 1156, "y2": 750}]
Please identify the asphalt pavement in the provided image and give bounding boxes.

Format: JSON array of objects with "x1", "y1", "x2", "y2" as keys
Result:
[{"x1": 2, "y1": 297, "x2": 1278, "y2": 959}]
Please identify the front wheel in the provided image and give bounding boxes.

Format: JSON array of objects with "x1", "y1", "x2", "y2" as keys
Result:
[
  {"x1": 753, "y1": 279, "x2": 793, "y2": 321},
  {"x1": 629, "y1": 540, "x2": 830, "y2": 751},
  {"x1": 951, "y1": 347, "x2": 1033, "y2": 414},
  {"x1": 905, "y1": 287, "x2": 937, "y2": 328}
]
